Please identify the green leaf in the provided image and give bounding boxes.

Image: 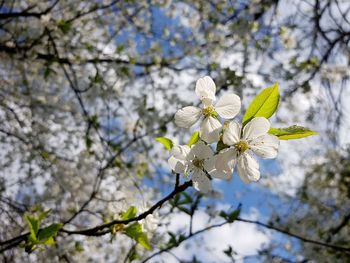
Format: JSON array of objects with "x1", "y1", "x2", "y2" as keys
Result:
[
  {"x1": 178, "y1": 207, "x2": 191, "y2": 215},
  {"x1": 85, "y1": 136, "x2": 93, "y2": 149},
  {"x1": 127, "y1": 248, "x2": 140, "y2": 262},
  {"x1": 42, "y1": 237, "x2": 55, "y2": 245},
  {"x1": 242, "y1": 83, "x2": 280, "y2": 125},
  {"x1": 74, "y1": 241, "x2": 84, "y2": 252},
  {"x1": 37, "y1": 223, "x2": 62, "y2": 243},
  {"x1": 57, "y1": 20, "x2": 72, "y2": 34},
  {"x1": 38, "y1": 209, "x2": 52, "y2": 221},
  {"x1": 136, "y1": 162, "x2": 148, "y2": 179},
  {"x1": 179, "y1": 192, "x2": 193, "y2": 205},
  {"x1": 188, "y1": 131, "x2": 200, "y2": 147},
  {"x1": 40, "y1": 151, "x2": 50, "y2": 160},
  {"x1": 136, "y1": 232, "x2": 152, "y2": 250},
  {"x1": 155, "y1": 137, "x2": 173, "y2": 151},
  {"x1": 268, "y1": 126, "x2": 318, "y2": 140},
  {"x1": 124, "y1": 223, "x2": 151, "y2": 250},
  {"x1": 121, "y1": 206, "x2": 137, "y2": 220},
  {"x1": 227, "y1": 209, "x2": 241, "y2": 223},
  {"x1": 124, "y1": 222, "x2": 141, "y2": 238},
  {"x1": 219, "y1": 208, "x2": 241, "y2": 223},
  {"x1": 24, "y1": 243, "x2": 36, "y2": 253},
  {"x1": 167, "y1": 232, "x2": 178, "y2": 246},
  {"x1": 24, "y1": 214, "x2": 40, "y2": 242}
]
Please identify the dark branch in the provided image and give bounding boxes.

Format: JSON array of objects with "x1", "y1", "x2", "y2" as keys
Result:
[
  {"x1": 0, "y1": 0, "x2": 60, "y2": 20},
  {"x1": 236, "y1": 217, "x2": 350, "y2": 253}
]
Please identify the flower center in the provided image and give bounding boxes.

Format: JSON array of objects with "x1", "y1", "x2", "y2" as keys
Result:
[
  {"x1": 234, "y1": 140, "x2": 249, "y2": 154},
  {"x1": 202, "y1": 106, "x2": 217, "y2": 118},
  {"x1": 192, "y1": 158, "x2": 204, "y2": 169},
  {"x1": 112, "y1": 224, "x2": 124, "y2": 234}
]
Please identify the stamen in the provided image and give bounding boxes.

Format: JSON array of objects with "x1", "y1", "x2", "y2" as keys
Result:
[
  {"x1": 202, "y1": 106, "x2": 217, "y2": 117},
  {"x1": 234, "y1": 141, "x2": 249, "y2": 154}
]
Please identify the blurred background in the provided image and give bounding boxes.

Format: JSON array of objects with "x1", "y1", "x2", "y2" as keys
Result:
[{"x1": 0, "y1": 0, "x2": 349, "y2": 262}]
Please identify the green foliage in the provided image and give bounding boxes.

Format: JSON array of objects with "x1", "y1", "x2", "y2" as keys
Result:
[
  {"x1": 188, "y1": 131, "x2": 200, "y2": 147},
  {"x1": 242, "y1": 83, "x2": 280, "y2": 125},
  {"x1": 167, "y1": 231, "x2": 186, "y2": 247},
  {"x1": 24, "y1": 210, "x2": 62, "y2": 253},
  {"x1": 219, "y1": 208, "x2": 241, "y2": 223},
  {"x1": 155, "y1": 137, "x2": 173, "y2": 151},
  {"x1": 126, "y1": 247, "x2": 140, "y2": 262},
  {"x1": 115, "y1": 206, "x2": 152, "y2": 250},
  {"x1": 25, "y1": 214, "x2": 40, "y2": 243},
  {"x1": 85, "y1": 136, "x2": 93, "y2": 150},
  {"x1": 40, "y1": 151, "x2": 50, "y2": 160},
  {"x1": 44, "y1": 66, "x2": 55, "y2": 79},
  {"x1": 90, "y1": 114, "x2": 100, "y2": 128},
  {"x1": 297, "y1": 57, "x2": 320, "y2": 72},
  {"x1": 74, "y1": 241, "x2": 84, "y2": 252},
  {"x1": 115, "y1": 44, "x2": 125, "y2": 54},
  {"x1": 268, "y1": 125, "x2": 318, "y2": 140},
  {"x1": 37, "y1": 224, "x2": 62, "y2": 243},
  {"x1": 223, "y1": 68, "x2": 244, "y2": 88},
  {"x1": 88, "y1": 74, "x2": 104, "y2": 86},
  {"x1": 57, "y1": 20, "x2": 72, "y2": 34},
  {"x1": 121, "y1": 206, "x2": 137, "y2": 220},
  {"x1": 169, "y1": 192, "x2": 196, "y2": 215},
  {"x1": 124, "y1": 223, "x2": 151, "y2": 250},
  {"x1": 169, "y1": 192, "x2": 193, "y2": 208},
  {"x1": 136, "y1": 162, "x2": 149, "y2": 179}
]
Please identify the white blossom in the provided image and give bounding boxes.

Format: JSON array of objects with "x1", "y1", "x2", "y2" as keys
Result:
[
  {"x1": 168, "y1": 141, "x2": 230, "y2": 193},
  {"x1": 167, "y1": 144, "x2": 191, "y2": 174},
  {"x1": 112, "y1": 202, "x2": 159, "y2": 236},
  {"x1": 216, "y1": 117, "x2": 279, "y2": 183},
  {"x1": 174, "y1": 76, "x2": 241, "y2": 143},
  {"x1": 138, "y1": 205, "x2": 159, "y2": 234}
]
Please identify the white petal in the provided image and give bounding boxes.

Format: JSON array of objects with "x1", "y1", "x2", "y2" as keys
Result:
[
  {"x1": 223, "y1": 121, "x2": 241, "y2": 146},
  {"x1": 189, "y1": 141, "x2": 213, "y2": 160},
  {"x1": 250, "y1": 134, "x2": 279, "y2": 159},
  {"x1": 203, "y1": 155, "x2": 216, "y2": 172},
  {"x1": 215, "y1": 94, "x2": 241, "y2": 119},
  {"x1": 174, "y1": 106, "x2": 201, "y2": 128},
  {"x1": 192, "y1": 169, "x2": 211, "y2": 193},
  {"x1": 195, "y1": 76, "x2": 216, "y2": 102},
  {"x1": 215, "y1": 148, "x2": 237, "y2": 173},
  {"x1": 187, "y1": 162, "x2": 195, "y2": 173},
  {"x1": 168, "y1": 156, "x2": 187, "y2": 173},
  {"x1": 210, "y1": 169, "x2": 232, "y2": 180},
  {"x1": 202, "y1": 98, "x2": 213, "y2": 108},
  {"x1": 200, "y1": 116, "x2": 222, "y2": 143},
  {"x1": 237, "y1": 153, "x2": 260, "y2": 183},
  {"x1": 171, "y1": 145, "x2": 190, "y2": 160},
  {"x1": 242, "y1": 117, "x2": 270, "y2": 141},
  {"x1": 142, "y1": 214, "x2": 158, "y2": 233}
]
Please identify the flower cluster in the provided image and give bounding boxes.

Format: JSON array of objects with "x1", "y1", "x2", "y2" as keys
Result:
[{"x1": 169, "y1": 76, "x2": 280, "y2": 193}]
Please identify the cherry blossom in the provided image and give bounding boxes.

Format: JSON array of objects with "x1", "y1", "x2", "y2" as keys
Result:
[
  {"x1": 174, "y1": 76, "x2": 241, "y2": 143},
  {"x1": 216, "y1": 117, "x2": 279, "y2": 183},
  {"x1": 168, "y1": 141, "x2": 230, "y2": 193}
]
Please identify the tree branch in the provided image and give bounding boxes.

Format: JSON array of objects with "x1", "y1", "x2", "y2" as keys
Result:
[
  {"x1": 236, "y1": 217, "x2": 350, "y2": 253},
  {"x1": 0, "y1": 0, "x2": 60, "y2": 20},
  {"x1": 0, "y1": 180, "x2": 193, "y2": 252}
]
